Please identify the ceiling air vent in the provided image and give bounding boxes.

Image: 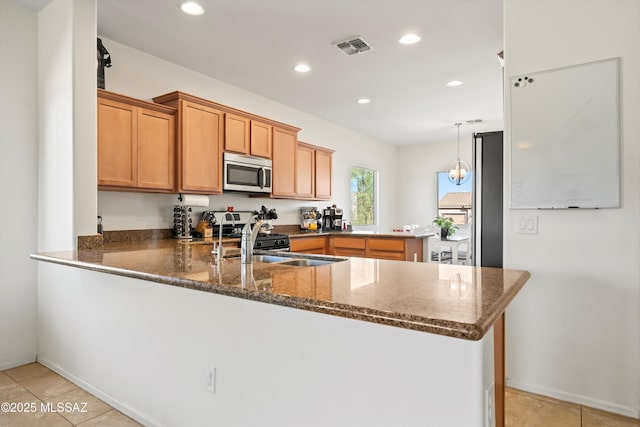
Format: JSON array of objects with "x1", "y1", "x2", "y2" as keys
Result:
[
  {"x1": 335, "y1": 36, "x2": 373, "y2": 56},
  {"x1": 465, "y1": 119, "x2": 484, "y2": 124}
]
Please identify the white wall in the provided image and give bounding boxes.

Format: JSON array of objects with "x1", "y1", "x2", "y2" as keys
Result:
[
  {"x1": 396, "y1": 136, "x2": 474, "y2": 227},
  {"x1": 97, "y1": 38, "x2": 397, "y2": 231},
  {"x1": 37, "y1": 0, "x2": 73, "y2": 251},
  {"x1": 38, "y1": 262, "x2": 493, "y2": 427},
  {"x1": 0, "y1": 0, "x2": 39, "y2": 370},
  {"x1": 38, "y1": 0, "x2": 96, "y2": 251},
  {"x1": 72, "y1": 0, "x2": 98, "y2": 237},
  {"x1": 504, "y1": 0, "x2": 640, "y2": 418}
]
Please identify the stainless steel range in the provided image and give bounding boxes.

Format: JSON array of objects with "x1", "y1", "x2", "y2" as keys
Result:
[
  {"x1": 201, "y1": 210, "x2": 290, "y2": 251},
  {"x1": 253, "y1": 233, "x2": 290, "y2": 251}
]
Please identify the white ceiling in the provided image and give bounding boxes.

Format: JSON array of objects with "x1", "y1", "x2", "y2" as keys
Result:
[{"x1": 31, "y1": 0, "x2": 506, "y2": 145}]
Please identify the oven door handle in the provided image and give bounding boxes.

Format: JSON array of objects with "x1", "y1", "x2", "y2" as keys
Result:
[
  {"x1": 258, "y1": 167, "x2": 265, "y2": 189},
  {"x1": 263, "y1": 247, "x2": 290, "y2": 252}
]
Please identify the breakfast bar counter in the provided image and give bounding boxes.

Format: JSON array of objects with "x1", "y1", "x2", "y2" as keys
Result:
[
  {"x1": 32, "y1": 239, "x2": 529, "y2": 341},
  {"x1": 32, "y1": 238, "x2": 530, "y2": 426}
]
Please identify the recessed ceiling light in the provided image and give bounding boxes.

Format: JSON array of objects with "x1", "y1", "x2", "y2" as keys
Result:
[
  {"x1": 446, "y1": 80, "x2": 464, "y2": 87},
  {"x1": 399, "y1": 34, "x2": 421, "y2": 45},
  {"x1": 180, "y1": 2, "x2": 204, "y2": 16},
  {"x1": 357, "y1": 98, "x2": 371, "y2": 104},
  {"x1": 294, "y1": 64, "x2": 311, "y2": 73}
]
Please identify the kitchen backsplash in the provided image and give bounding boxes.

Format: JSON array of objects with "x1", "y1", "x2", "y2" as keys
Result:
[{"x1": 98, "y1": 191, "x2": 329, "y2": 231}]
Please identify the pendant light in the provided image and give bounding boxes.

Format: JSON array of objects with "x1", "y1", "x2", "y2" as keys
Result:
[{"x1": 448, "y1": 122, "x2": 471, "y2": 185}]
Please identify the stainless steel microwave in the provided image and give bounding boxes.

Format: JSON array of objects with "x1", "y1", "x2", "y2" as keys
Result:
[{"x1": 223, "y1": 152, "x2": 272, "y2": 193}]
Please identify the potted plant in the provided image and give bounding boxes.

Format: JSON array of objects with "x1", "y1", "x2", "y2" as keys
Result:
[{"x1": 433, "y1": 216, "x2": 458, "y2": 240}]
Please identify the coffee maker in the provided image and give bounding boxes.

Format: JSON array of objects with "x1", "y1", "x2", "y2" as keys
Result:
[
  {"x1": 322, "y1": 207, "x2": 344, "y2": 231},
  {"x1": 332, "y1": 208, "x2": 343, "y2": 230},
  {"x1": 322, "y1": 208, "x2": 333, "y2": 231}
]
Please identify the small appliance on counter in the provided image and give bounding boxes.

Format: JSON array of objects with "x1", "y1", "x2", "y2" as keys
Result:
[
  {"x1": 300, "y1": 207, "x2": 322, "y2": 232},
  {"x1": 322, "y1": 206, "x2": 344, "y2": 231}
]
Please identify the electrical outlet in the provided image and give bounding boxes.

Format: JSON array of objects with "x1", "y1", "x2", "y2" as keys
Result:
[
  {"x1": 485, "y1": 382, "x2": 495, "y2": 427},
  {"x1": 205, "y1": 366, "x2": 216, "y2": 393}
]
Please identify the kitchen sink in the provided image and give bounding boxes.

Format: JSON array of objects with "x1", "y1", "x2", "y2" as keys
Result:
[
  {"x1": 252, "y1": 254, "x2": 345, "y2": 266},
  {"x1": 278, "y1": 258, "x2": 335, "y2": 267},
  {"x1": 251, "y1": 255, "x2": 293, "y2": 263}
]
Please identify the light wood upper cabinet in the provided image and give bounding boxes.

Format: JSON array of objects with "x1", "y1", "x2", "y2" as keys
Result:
[
  {"x1": 225, "y1": 116, "x2": 272, "y2": 158},
  {"x1": 314, "y1": 146, "x2": 333, "y2": 200},
  {"x1": 296, "y1": 143, "x2": 315, "y2": 199},
  {"x1": 98, "y1": 90, "x2": 175, "y2": 192},
  {"x1": 137, "y1": 108, "x2": 175, "y2": 190},
  {"x1": 98, "y1": 97, "x2": 136, "y2": 187},
  {"x1": 179, "y1": 100, "x2": 224, "y2": 193},
  {"x1": 152, "y1": 90, "x2": 303, "y2": 197},
  {"x1": 295, "y1": 142, "x2": 333, "y2": 200},
  {"x1": 153, "y1": 91, "x2": 225, "y2": 194},
  {"x1": 250, "y1": 120, "x2": 272, "y2": 158},
  {"x1": 272, "y1": 126, "x2": 298, "y2": 197},
  {"x1": 225, "y1": 113, "x2": 250, "y2": 154}
]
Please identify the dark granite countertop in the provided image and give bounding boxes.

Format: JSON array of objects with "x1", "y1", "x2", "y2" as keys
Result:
[{"x1": 32, "y1": 238, "x2": 530, "y2": 341}]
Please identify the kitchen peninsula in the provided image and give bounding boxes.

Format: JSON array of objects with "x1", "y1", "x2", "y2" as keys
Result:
[{"x1": 32, "y1": 237, "x2": 529, "y2": 426}]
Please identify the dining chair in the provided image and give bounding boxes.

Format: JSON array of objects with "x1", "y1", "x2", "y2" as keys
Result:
[{"x1": 427, "y1": 233, "x2": 453, "y2": 263}]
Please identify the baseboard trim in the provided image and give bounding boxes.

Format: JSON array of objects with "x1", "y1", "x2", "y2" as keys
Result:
[
  {"x1": 506, "y1": 379, "x2": 640, "y2": 419},
  {"x1": 37, "y1": 356, "x2": 163, "y2": 427},
  {"x1": 0, "y1": 356, "x2": 37, "y2": 371}
]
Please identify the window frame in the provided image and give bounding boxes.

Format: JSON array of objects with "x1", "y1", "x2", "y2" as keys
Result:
[{"x1": 349, "y1": 165, "x2": 378, "y2": 227}]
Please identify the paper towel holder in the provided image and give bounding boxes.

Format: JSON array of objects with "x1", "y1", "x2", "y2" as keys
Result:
[{"x1": 177, "y1": 193, "x2": 210, "y2": 207}]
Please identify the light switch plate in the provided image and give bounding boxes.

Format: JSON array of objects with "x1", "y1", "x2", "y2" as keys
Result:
[{"x1": 516, "y1": 214, "x2": 538, "y2": 234}]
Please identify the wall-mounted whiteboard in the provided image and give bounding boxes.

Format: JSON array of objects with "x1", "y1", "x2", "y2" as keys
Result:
[{"x1": 510, "y1": 58, "x2": 620, "y2": 209}]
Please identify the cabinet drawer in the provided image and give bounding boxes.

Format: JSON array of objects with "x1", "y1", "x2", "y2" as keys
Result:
[
  {"x1": 333, "y1": 237, "x2": 366, "y2": 250},
  {"x1": 294, "y1": 248, "x2": 325, "y2": 255},
  {"x1": 367, "y1": 238, "x2": 405, "y2": 252},
  {"x1": 333, "y1": 248, "x2": 365, "y2": 257},
  {"x1": 290, "y1": 237, "x2": 326, "y2": 253}
]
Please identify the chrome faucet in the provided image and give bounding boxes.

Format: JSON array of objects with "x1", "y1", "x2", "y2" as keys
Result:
[
  {"x1": 241, "y1": 216, "x2": 266, "y2": 264},
  {"x1": 212, "y1": 213, "x2": 235, "y2": 263}
]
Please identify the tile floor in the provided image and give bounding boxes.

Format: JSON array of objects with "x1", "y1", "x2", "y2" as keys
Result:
[
  {"x1": 1, "y1": 362, "x2": 639, "y2": 426},
  {"x1": 0, "y1": 363, "x2": 140, "y2": 427},
  {"x1": 506, "y1": 387, "x2": 640, "y2": 427}
]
